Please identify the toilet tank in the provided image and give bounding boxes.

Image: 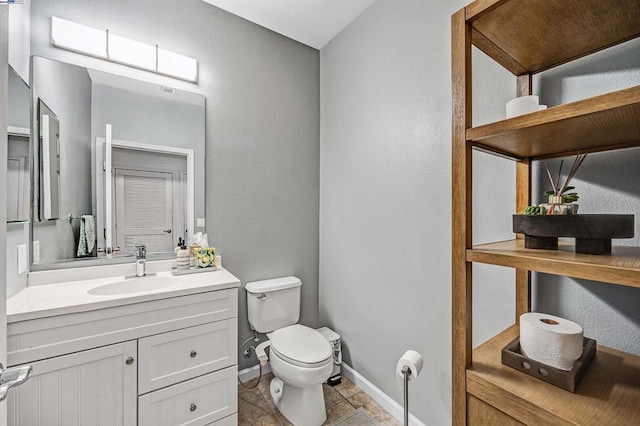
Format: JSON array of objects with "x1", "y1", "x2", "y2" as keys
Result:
[{"x1": 246, "y1": 276, "x2": 301, "y2": 333}]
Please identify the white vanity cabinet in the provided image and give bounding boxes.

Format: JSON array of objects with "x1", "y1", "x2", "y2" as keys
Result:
[{"x1": 6, "y1": 288, "x2": 239, "y2": 426}]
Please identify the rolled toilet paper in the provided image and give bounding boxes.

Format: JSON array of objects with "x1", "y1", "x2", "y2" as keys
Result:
[
  {"x1": 396, "y1": 350, "x2": 423, "y2": 384},
  {"x1": 506, "y1": 95, "x2": 541, "y2": 118},
  {"x1": 520, "y1": 312, "x2": 583, "y2": 371}
]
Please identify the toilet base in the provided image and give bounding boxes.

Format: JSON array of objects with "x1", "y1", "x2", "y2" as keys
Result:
[{"x1": 270, "y1": 377, "x2": 327, "y2": 426}]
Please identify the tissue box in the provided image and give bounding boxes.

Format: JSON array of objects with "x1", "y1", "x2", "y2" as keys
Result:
[{"x1": 195, "y1": 248, "x2": 216, "y2": 268}]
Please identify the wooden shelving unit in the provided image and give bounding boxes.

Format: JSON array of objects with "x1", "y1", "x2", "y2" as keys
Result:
[{"x1": 452, "y1": 1, "x2": 640, "y2": 425}]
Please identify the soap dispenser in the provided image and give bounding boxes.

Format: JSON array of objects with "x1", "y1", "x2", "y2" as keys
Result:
[{"x1": 176, "y1": 238, "x2": 190, "y2": 270}]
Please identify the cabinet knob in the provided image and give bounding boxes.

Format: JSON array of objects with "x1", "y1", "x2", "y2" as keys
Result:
[
  {"x1": 190, "y1": 350, "x2": 197, "y2": 358},
  {"x1": 190, "y1": 403, "x2": 197, "y2": 412},
  {"x1": 125, "y1": 357, "x2": 134, "y2": 365}
]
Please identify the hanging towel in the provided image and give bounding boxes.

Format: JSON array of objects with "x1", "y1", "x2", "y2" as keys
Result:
[
  {"x1": 76, "y1": 215, "x2": 96, "y2": 257},
  {"x1": 77, "y1": 218, "x2": 87, "y2": 257},
  {"x1": 84, "y1": 215, "x2": 96, "y2": 254}
]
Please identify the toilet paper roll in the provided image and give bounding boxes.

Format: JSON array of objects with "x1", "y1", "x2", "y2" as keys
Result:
[
  {"x1": 520, "y1": 313, "x2": 583, "y2": 371},
  {"x1": 396, "y1": 350, "x2": 423, "y2": 385},
  {"x1": 506, "y1": 95, "x2": 542, "y2": 118}
]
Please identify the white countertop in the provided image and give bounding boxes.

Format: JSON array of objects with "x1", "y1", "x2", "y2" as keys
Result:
[{"x1": 7, "y1": 268, "x2": 241, "y2": 323}]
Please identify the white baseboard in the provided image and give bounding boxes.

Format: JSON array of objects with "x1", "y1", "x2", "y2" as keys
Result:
[
  {"x1": 238, "y1": 363, "x2": 272, "y2": 384},
  {"x1": 341, "y1": 363, "x2": 427, "y2": 426}
]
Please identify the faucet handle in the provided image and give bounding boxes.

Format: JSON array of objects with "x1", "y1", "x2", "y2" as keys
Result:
[{"x1": 135, "y1": 244, "x2": 146, "y2": 259}]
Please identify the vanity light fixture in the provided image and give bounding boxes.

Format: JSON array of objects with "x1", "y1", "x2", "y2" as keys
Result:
[
  {"x1": 108, "y1": 32, "x2": 157, "y2": 71},
  {"x1": 51, "y1": 16, "x2": 107, "y2": 58},
  {"x1": 51, "y1": 16, "x2": 198, "y2": 83}
]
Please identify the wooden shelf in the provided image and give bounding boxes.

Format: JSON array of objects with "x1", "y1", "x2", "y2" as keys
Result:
[
  {"x1": 467, "y1": 86, "x2": 640, "y2": 160},
  {"x1": 467, "y1": 0, "x2": 640, "y2": 75},
  {"x1": 467, "y1": 325, "x2": 640, "y2": 425},
  {"x1": 467, "y1": 240, "x2": 640, "y2": 289}
]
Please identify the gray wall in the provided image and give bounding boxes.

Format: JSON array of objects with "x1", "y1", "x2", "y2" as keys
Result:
[
  {"x1": 320, "y1": 1, "x2": 515, "y2": 424},
  {"x1": 8, "y1": 68, "x2": 30, "y2": 128},
  {"x1": 7, "y1": 0, "x2": 29, "y2": 82},
  {"x1": 6, "y1": 224, "x2": 28, "y2": 298},
  {"x1": 532, "y1": 39, "x2": 640, "y2": 355},
  {"x1": 30, "y1": 0, "x2": 320, "y2": 370},
  {"x1": 31, "y1": 56, "x2": 92, "y2": 263},
  {"x1": 320, "y1": 0, "x2": 639, "y2": 424}
]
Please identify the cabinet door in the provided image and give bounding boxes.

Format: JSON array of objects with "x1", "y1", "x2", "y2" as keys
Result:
[{"x1": 8, "y1": 341, "x2": 137, "y2": 426}]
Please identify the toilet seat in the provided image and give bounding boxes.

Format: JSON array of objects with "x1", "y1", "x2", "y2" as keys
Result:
[{"x1": 270, "y1": 324, "x2": 332, "y2": 368}]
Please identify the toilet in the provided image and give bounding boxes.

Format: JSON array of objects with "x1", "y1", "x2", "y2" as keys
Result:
[{"x1": 246, "y1": 276, "x2": 333, "y2": 426}]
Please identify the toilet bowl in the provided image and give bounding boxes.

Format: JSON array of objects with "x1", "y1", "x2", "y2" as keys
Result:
[
  {"x1": 268, "y1": 324, "x2": 333, "y2": 425},
  {"x1": 245, "y1": 277, "x2": 334, "y2": 426}
]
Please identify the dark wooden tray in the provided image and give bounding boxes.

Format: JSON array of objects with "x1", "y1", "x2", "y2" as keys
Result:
[
  {"x1": 501, "y1": 336, "x2": 596, "y2": 393},
  {"x1": 513, "y1": 214, "x2": 634, "y2": 254}
]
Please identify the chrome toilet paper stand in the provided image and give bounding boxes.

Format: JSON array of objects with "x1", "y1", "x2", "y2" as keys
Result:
[{"x1": 401, "y1": 365, "x2": 411, "y2": 426}]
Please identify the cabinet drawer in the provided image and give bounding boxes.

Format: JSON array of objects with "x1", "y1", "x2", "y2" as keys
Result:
[
  {"x1": 138, "y1": 366, "x2": 237, "y2": 426},
  {"x1": 208, "y1": 413, "x2": 237, "y2": 425},
  {"x1": 138, "y1": 320, "x2": 238, "y2": 394}
]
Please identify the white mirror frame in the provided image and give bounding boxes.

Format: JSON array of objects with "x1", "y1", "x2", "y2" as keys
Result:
[{"x1": 95, "y1": 133, "x2": 194, "y2": 256}]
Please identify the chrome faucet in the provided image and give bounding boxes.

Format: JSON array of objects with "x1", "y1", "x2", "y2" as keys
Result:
[{"x1": 135, "y1": 244, "x2": 146, "y2": 277}]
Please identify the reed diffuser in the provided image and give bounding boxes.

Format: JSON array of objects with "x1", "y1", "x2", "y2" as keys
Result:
[{"x1": 542, "y1": 154, "x2": 587, "y2": 215}]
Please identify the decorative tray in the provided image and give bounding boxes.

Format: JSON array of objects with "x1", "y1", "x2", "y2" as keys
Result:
[
  {"x1": 513, "y1": 214, "x2": 634, "y2": 254},
  {"x1": 501, "y1": 336, "x2": 596, "y2": 392}
]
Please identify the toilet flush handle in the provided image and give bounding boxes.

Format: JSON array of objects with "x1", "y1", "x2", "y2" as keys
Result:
[{"x1": 257, "y1": 293, "x2": 267, "y2": 301}]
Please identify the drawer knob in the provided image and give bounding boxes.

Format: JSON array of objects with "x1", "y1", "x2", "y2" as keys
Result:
[
  {"x1": 190, "y1": 403, "x2": 197, "y2": 412},
  {"x1": 125, "y1": 357, "x2": 134, "y2": 365},
  {"x1": 190, "y1": 350, "x2": 197, "y2": 358}
]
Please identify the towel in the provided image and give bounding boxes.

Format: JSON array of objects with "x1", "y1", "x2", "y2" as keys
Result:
[
  {"x1": 77, "y1": 218, "x2": 87, "y2": 257},
  {"x1": 76, "y1": 215, "x2": 96, "y2": 257},
  {"x1": 84, "y1": 215, "x2": 96, "y2": 253}
]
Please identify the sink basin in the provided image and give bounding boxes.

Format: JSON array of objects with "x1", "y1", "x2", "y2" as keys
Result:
[{"x1": 87, "y1": 276, "x2": 182, "y2": 296}]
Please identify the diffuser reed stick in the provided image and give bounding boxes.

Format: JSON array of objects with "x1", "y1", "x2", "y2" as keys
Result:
[{"x1": 544, "y1": 154, "x2": 587, "y2": 199}]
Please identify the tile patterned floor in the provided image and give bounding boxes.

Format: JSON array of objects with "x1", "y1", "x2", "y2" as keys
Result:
[{"x1": 238, "y1": 373, "x2": 401, "y2": 425}]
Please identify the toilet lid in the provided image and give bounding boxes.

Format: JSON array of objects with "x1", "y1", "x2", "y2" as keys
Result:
[{"x1": 270, "y1": 325, "x2": 332, "y2": 367}]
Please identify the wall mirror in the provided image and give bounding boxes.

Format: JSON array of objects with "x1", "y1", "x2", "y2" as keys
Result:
[
  {"x1": 30, "y1": 56, "x2": 205, "y2": 269},
  {"x1": 7, "y1": 66, "x2": 31, "y2": 224}
]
